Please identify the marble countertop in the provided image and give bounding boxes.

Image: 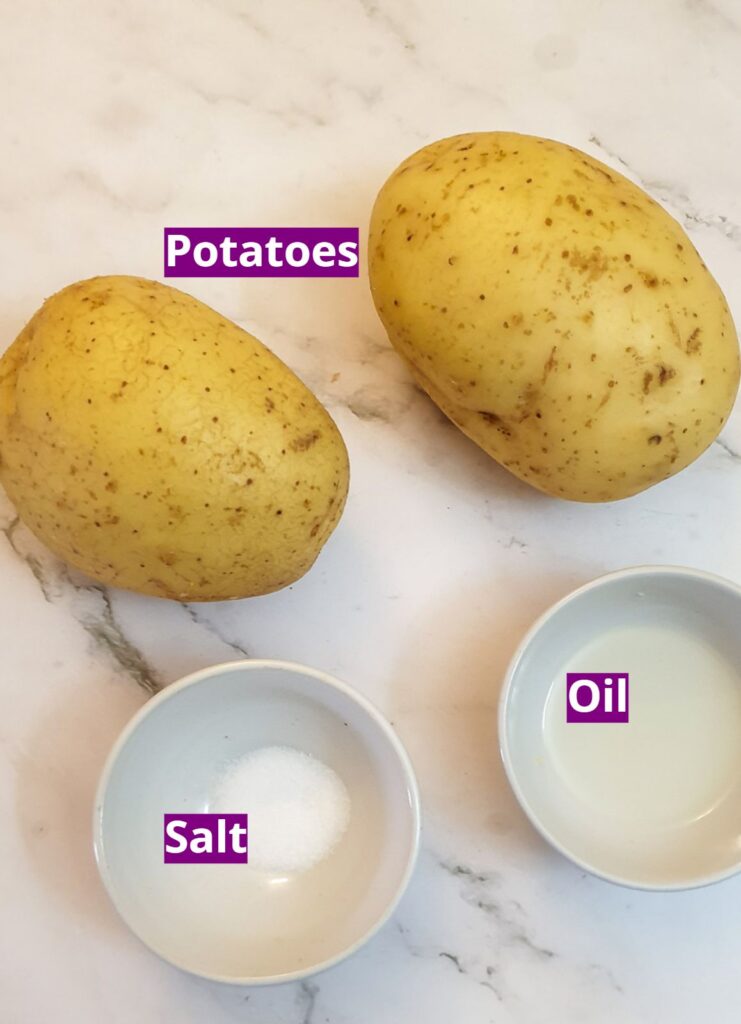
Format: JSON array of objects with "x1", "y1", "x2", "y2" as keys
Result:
[{"x1": 3, "y1": 1, "x2": 741, "y2": 1021}]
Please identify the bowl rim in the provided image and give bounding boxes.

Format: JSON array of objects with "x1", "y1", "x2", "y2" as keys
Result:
[
  {"x1": 498, "y1": 564, "x2": 741, "y2": 892},
  {"x1": 93, "y1": 657, "x2": 422, "y2": 985}
]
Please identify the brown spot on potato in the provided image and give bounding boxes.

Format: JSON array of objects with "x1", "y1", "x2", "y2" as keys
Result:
[
  {"x1": 479, "y1": 411, "x2": 512, "y2": 437},
  {"x1": 543, "y1": 346, "x2": 558, "y2": 377},
  {"x1": 686, "y1": 327, "x2": 702, "y2": 354},
  {"x1": 648, "y1": 434, "x2": 662, "y2": 445},
  {"x1": 291, "y1": 431, "x2": 321, "y2": 452},
  {"x1": 667, "y1": 316, "x2": 682, "y2": 348},
  {"x1": 569, "y1": 247, "x2": 607, "y2": 280}
]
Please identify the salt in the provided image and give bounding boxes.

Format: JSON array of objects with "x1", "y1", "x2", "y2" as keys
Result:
[{"x1": 210, "y1": 745, "x2": 351, "y2": 874}]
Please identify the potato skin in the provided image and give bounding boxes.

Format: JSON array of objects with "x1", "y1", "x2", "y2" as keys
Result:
[
  {"x1": 369, "y1": 132, "x2": 740, "y2": 501},
  {"x1": 0, "y1": 276, "x2": 348, "y2": 599}
]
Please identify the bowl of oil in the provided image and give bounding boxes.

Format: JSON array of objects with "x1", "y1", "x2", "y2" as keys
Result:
[{"x1": 499, "y1": 566, "x2": 741, "y2": 890}]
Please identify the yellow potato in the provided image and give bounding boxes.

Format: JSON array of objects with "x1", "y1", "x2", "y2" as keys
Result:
[
  {"x1": 0, "y1": 276, "x2": 348, "y2": 599},
  {"x1": 369, "y1": 132, "x2": 739, "y2": 501}
]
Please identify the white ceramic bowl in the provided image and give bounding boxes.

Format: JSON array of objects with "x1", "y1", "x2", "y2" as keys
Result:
[
  {"x1": 499, "y1": 566, "x2": 741, "y2": 890},
  {"x1": 94, "y1": 660, "x2": 420, "y2": 983}
]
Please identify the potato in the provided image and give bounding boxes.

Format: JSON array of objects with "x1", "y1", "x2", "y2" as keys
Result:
[
  {"x1": 369, "y1": 132, "x2": 739, "y2": 501},
  {"x1": 0, "y1": 276, "x2": 348, "y2": 599}
]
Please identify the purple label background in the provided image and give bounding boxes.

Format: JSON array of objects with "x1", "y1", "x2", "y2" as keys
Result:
[
  {"x1": 566, "y1": 673, "x2": 630, "y2": 723},
  {"x1": 164, "y1": 227, "x2": 359, "y2": 278},
  {"x1": 164, "y1": 813, "x2": 248, "y2": 863}
]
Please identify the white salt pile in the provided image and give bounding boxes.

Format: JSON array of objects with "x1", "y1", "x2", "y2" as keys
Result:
[{"x1": 211, "y1": 745, "x2": 351, "y2": 874}]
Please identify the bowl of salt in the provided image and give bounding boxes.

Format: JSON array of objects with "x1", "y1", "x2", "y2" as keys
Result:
[{"x1": 93, "y1": 660, "x2": 420, "y2": 984}]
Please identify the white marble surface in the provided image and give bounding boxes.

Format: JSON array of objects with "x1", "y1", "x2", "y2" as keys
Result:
[{"x1": 2, "y1": 1, "x2": 741, "y2": 1021}]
